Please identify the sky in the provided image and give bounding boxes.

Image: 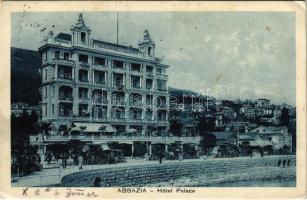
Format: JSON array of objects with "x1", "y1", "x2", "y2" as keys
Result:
[{"x1": 11, "y1": 11, "x2": 296, "y2": 105}]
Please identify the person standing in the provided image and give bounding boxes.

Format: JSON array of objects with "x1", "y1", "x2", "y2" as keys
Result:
[{"x1": 78, "y1": 155, "x2": 83, "y2": 170}]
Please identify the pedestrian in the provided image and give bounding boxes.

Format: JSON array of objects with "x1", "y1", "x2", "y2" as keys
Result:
[
  {"x1": 59, "y1": 158, "x2": 63, "y2": 169},
  {"x1": 282, "y1": 160, "x2": 286, "y2": 168},
  {"x1": 277, "y1": 160, "x2": 281, "y2": 167},
  {"x1": 260, "y1": 149, "x2": 264, "y2": 157},
  {"x1": 78, "y1": 155, "x2": 83, "y2": 170},
  {"x1": 159, "y1": 153, "x2": 163, "y2": 164}
]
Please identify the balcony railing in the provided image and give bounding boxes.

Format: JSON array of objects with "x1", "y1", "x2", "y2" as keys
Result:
[
  {"x1": 59, "y1": 96, "x2": 73, "y2": 102},
  {"x1": 74, "y1": 116, "x2": 90, "y2": 121},
  {"x1": 30, "y1": 135, "x2": 201, "y2": 144},
  {"x1": 58, "y1": 77, "x2": 73, "y2": 81},
  {"x1": 79, "y1": 62, "x2": 90, "y2": 68},
  {"x1": 46, "y1": 58, "x2": 75, "y2": 66},
  {"x1": 156, "y1": 74, "x2": 168, "y2": 80}
]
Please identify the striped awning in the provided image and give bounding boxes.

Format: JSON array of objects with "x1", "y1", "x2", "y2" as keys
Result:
[
  {"x1": 100, "y1": 143, "x2": 111, "y2": 151},
  {"x1": 73, "y1": 123, "x2": 117, "y2": 133}
]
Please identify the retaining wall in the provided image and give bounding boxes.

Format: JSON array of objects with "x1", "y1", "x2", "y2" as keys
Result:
[{"x1": 61, "y1": 155, "x2": 296, "y2": 187}]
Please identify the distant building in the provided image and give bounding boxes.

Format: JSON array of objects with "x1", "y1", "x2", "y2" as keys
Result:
[
  {"x1": 11, "y1": 103, "x2": 41, "y2": 117},
  {"x1": 248, "y1": 126, "x2": 292, "y2": 150},
  {"x1": 256, "y1": 98, "x2": 270, "y2": 108}
]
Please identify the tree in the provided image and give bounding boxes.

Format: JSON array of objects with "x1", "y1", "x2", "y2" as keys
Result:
[
  {"x1": 200, "y1": 133, "x2": 216, "y2": 154},
  {"x1": 169, "y1": 120, "x2": 183, "y2": 136},
  {"x1": 196, "y1": 115, "x2": 215, "y2": 134},
  {"x1": 196, "y1": 115, "x2": 216, "y2": 153},
  {"x1": 280, "y1": 107, "x2": 290, "y2": 127}
]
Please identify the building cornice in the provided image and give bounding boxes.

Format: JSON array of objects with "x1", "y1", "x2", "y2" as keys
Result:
[{"x1": 38, "y1": 43, "x2": 170, "y2": 68}]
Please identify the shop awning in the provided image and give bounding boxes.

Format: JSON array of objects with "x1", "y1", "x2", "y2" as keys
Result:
[
  {"x1": 249, "y1": 140, "x2": 272, "y2": 147},
  {"x1": 126, "y1": 128, "x2": 138, "y2": 133},
  {"x1": 70, "y1": 126, "x2": 82, "y2": 132},
  {"x1": 100, "y1": 143, "x2": 111, "y2": 151},
  {"x1": 73, "y1": 123, "x2": 117, "y2": 133},
  {"x1": 101, "y1": 125, "x2": 117, "y2": 133}
]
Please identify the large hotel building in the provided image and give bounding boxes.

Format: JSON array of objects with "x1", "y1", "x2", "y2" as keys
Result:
[{"x1": 34, "y1": 13, "x2": 199, "y2": 157}]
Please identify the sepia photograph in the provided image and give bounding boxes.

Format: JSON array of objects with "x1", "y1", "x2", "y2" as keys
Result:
[{"x1": 0, "y1": 1, "x2": 306, "y2": 199}]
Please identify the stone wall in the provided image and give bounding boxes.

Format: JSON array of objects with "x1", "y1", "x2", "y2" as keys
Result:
[{"x1": 61, "y1": 155, "x2": 295, "y2": 187}]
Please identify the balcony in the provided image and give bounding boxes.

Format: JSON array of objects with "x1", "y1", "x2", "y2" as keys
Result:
[
  {"x1": 44, "y1": 58, "x2": 75, "y2": 67},
  {"x1": 59, "y1": 96, "x2": 73, "y2": 102},
  {"x1": 30, "y1": 135, "x2": 201, "y2": 144},
  {"x1": 157, "y1": 119, "x2": 168, "y2": 125},
  {"x1": 79, "y1": 62, "x2": 90, "y2": 68},
  {"x1": 111, "y1": 118, "x2": 126, "y2": 123},
  {"x1": 74, "y1": 116, "x2": 90, "y2": 121},
  {"x1": 93, "y1": 81, "x2": 107, "y2": 86},
  {"x1": 156, "y1": 74, "x2": 168, "y2": 80},
  {"x1": 58, "y1": 115, "x2": 73, "y2": 120},
  {"x1": 92, "y1": 117, "x2": 107, "y2": 122}
]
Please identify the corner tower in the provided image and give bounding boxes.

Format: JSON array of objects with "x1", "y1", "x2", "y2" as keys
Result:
[
  {"x1": 138, "y1": 30, "x2": 156, "y2": 57},
  {"x1": 71, "y1": 13, "x2": 91, "y2": 46}
]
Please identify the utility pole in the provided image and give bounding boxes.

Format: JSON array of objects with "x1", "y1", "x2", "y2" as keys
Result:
[{"x1": 116, "y1": 10, "x2": 119, "y2": 45}]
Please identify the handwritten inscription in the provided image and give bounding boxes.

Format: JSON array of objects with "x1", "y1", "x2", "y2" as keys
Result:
[{"x1": 21, "y1": 187, "x2": 98, "y2": 198}]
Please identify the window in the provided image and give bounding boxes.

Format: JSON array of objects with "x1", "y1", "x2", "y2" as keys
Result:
[
  {"x1": 131, "y1": 63, "x2": 141, "y2": 72},
  {"x1": 113, "y1": 60, "x2": 124, "y2": 68},
  {"x1": 79, "y1": 104, "x2": 88, "y2": 117},
  {"x1": 146, "y1": 95, "x2": 152, "y2": 105},
  {"x1": 157, "y1": 68, "x2": 162, "y2": 75},
  {"x1": 113, "y1": 73, "x2": 124, "y2": 87},
  {"x1": 51, "y1": 86, "x2": 55, "y2": 97},
  {"x1": 44, "y1": 87, "x2": 48, "y2": 98},
  {"x1": 64, "y1": 52, "x2": 70, "y2": 60},
  {"x1": 81, "y1": 32, "x2": 86, "y2": 43},
  {"x1": 131, "y1": 75, "x2": 141, "y2": 88},
  {"x1": 44, "y1": 69, "x2": 48, "y2": 80},
  {"x1": 157, "y1": 79, "x2": 167, "y2": 91},
  {"x1": 146, "y1": 66, "x2": 153, "y2": 73},
  {"x1": 52, "y1": 104, "x2": 54, "y2": 116},
  {"x1": 146, "y1": 79, "x2": 153, "y2": 89},
  {"x1": 55, "y1": 51, "x2": 60, "y2": 59},
  {"x1": 79, "y1": 54, "x2": 88, "y2": 63},
  {"x1": 148, "y1": 47, "x2": 152, "y2": 55},
  {"x1": 44, "y1": 104, "x2": 48, "y2": 117},
  {"x1": 79, "y1": 70, "x2": 88, "y2": 82},
  {"x1": 61, "y1": 68, "x2": 72, "y2": 79},
  {"x1": 146, "y1": 110, "x2": 153, "y2": 120},
  {"x1": 94, "y1": 57, "x2": 105, "y2": 66},
  {"x1": 94, "y1": 71, "x2": 106, "y2": 84},
  {"x1": 79, "y1": 87, "x2": 88, "y2": 99}
]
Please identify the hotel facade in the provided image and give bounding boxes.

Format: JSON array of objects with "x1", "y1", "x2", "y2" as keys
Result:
[{"x1": 34, "y1": 13, "x2": 200, "y2": 157}]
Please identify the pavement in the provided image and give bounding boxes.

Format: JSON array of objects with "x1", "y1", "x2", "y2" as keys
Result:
[
  {"x1": 11, "y1": 157, "x2": 202, "y2": 187},
  {"x1": 11, "y1": 155, "x2": 282, "y2": 187}
]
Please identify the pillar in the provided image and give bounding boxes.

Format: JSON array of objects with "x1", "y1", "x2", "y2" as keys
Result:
[
  {"x1": 131, "y1": 142, "x2": 134, "y2": 157},
  {"x1": 124, "y1": 93, "x2": 130, "y2": 119},
  {"x1": 165, "y1": 143, "x2": 168, "y2": 152},
  {"x1": 107, "y1": 91, "x2": 112, "y2": 120},
  {"x1": 55, "y1": 65, "x2": 58, "y2": 80},
  {"x1": 148, "y1": 142, "x2": 152, "y2": 155},
  {"x1": 180, "y1": 143, "x2": 184, "y2": 152},
  {"x1": 142, "y1": 125, "x2": 146, "y2": 136},
  {"x1": 38, "y1": 144, "x2": 46, "y2": 164}
]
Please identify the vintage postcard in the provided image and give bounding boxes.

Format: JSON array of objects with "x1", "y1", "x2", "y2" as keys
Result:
[{"x1": 0, "y1": 1, "x2": 306, "y2": 199}]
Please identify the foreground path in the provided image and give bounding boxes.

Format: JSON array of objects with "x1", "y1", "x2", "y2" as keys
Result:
[{"x1": 12, "y1": 155, "x2": 290, "y2": 187}]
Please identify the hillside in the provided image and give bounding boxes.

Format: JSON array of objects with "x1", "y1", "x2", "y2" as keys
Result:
[{"x1": 11, "y1": 47, "x2": 41, "y2": 105}]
